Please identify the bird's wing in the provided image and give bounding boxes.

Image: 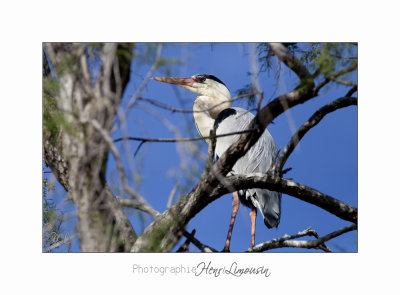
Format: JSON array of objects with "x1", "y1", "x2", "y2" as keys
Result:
[{"x1": 215, "y1": 107, "x2": 281, "y2": 228}]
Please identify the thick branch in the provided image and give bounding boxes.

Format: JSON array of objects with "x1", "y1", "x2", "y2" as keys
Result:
[
  {"x1": 268, "y1": 43, "x2": 313, "y2": 81},
  {"x1": 226, "y1": 173, "x2": 357, "y2": 223},
  {"x1": 210, "y1": 44, "x2": 316, "y2": 182},
  {"x1": 43, "y1": 43, "x2": 137, "y2": 252},
  {"x1": 130, "y1": 42, "x2": 317, "y2": 252}
]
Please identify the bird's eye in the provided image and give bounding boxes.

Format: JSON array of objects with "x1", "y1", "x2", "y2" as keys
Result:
[{"x1": 196, "y1": 76, "x2": 206, "y2": 83}]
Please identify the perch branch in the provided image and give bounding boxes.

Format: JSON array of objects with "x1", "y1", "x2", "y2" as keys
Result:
[{"x1": 225, "y1": 173, "x2": 357, "y2": 223}]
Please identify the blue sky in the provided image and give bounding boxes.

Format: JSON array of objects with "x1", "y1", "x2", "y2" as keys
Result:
[{"x1": 46, "y1": 43, "x2": 357, "y2": 252}]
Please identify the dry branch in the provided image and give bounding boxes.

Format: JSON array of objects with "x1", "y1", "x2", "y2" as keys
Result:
[
  {"x1": 130, "y1": 43, "x2": 319, "y2": 252},
  {"x1": 182, "y1": 230, "x2": 217, "y2": 253},
  {"x1": 272, "y1": 96, "x2": 358, "y2": 174},
  {"x1": 225, "y1": 174, "x2": 357, "y2": 223},
  {"x1": 113, "y1": 128, "x2": 257, "y2": 144},
  {"x1": 43, "y1": 43, "x2": 137, "y2": 252},
  {"x1": 247, "y1": 224, "x2": 357, "y2": 252}
]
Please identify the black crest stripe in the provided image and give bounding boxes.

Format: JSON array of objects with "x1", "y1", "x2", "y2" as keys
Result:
[
  {"x1": 214, "y1": 108, "x2": 237, "y2": 129},
  {"x1": 198, "y1": 74, "x2": 226, "y2": 86}
]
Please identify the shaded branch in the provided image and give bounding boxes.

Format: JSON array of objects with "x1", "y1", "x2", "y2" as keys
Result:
[
  {"x1": 182, "y1": 230, "x2": 218, "y2": 253},
  {"x1": 176, "y1": 230, "x2": 195, "y2": 252},
  {"x1": 247, "y1": 224, "x2": 356, "y2": 252},
  {"x1": 210, "y1": 43, "x2": 316, "y2": 182},
  {"x1": 346, "y1": 85, "x2": 358, "y2": 97},
  {"x1": 225, "y1": 173, "x2": 357, "y2": 223},
  {"x1": 130, "y1": 42, "x2": 317, "y2": 253}
]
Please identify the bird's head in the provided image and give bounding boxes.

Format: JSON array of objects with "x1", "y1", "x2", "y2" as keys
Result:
[{"x1": 152, "y1": 74, "x2": 232, "y2": 100}]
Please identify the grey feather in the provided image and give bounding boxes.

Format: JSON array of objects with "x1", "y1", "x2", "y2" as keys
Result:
[{"x1": 215, "y1": 107, "x2": 281, "y2": 228}]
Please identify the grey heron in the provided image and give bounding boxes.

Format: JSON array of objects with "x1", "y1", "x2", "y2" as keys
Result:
[{"x1": 152, "y1": 74, "x2": 281, "y2": 251}]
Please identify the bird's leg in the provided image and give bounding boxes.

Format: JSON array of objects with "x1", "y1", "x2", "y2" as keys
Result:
[
  {"x1": 249, "y1": 205, "x2": 257, "y2": 249},
  {"x1": 222, "y1": 191, "x2": 240, "y2": 252}
]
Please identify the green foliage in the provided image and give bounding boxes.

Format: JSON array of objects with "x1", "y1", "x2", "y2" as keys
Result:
[
  {"x1": 255, "y1": 42, "x2": 357, "y2": 91},
  {"x1": 43, "y1": 178, "x2": 65, "y2": 251},
  {"x1": 43, "y1": 80, "x2": 79, "y2": 143},
  {"x1": 132, "y1": 43, "x2": 180, "y2": 72},
  {"x1": 54, "y1": 54, "x2": 79, "y2": 78},
  {"x1": 43, "y1": 81, "x2": 61, "y2": 137}
]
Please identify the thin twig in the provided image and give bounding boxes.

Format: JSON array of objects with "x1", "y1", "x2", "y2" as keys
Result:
[
  {"x1": 43, "y1": 234, "x2": 78, "y2": 252},
  {"x1": 133, "y1": 141, "x2": 146, "y2": 157},
  {"x1": 126, "y1": 44, "x2": 163, "y2": 111},
  {"x1": 113, "y1": 128, "x2": 256, "y2": 144},
  {"x1": 314, "y1": 62, "x2": 357, "y2": 95},
  {"x1": 330, "y1": 77, "x2": 357, "y2": 86},
  {"x1": 134, "y1": 92, "x2": 260, "y2": 114},
  {"x1": 117, "y1": 197, "x2": 161, "y2": 218},
  {"x1": 91, "y1": 119, "x2": 160, "y2": 218},
  {"x1": 167, "y1": 183, "x2": 179, "y2": 208}
]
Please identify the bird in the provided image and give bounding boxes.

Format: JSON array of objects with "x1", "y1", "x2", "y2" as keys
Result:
[{"x1": 152, "y1": 74, "x2": 281, "y2": 251}]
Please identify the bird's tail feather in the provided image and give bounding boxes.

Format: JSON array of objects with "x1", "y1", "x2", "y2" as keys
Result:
[{"x1": 250, "y1": 188, "x2": 281, "y2": 229}]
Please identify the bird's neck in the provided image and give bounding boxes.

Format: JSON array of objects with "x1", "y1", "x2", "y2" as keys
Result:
[{"x1": 193, "y1": 95, "x2": 232, "y2": 138}]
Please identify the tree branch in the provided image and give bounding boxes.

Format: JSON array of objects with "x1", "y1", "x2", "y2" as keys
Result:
[
  {"x1": 134, "y1": 92, "x2": 260, "y2": 114},
  {"x1": 91, "y1": 119, "x2": 160, "y2": 219},
  {"x1": 182, "y1": 230, "x2": 218, "y2": 253},
  {"x1": 330, "y1": 77, "x2": 357, "y2": 86},
  {"x1": 225, "y1": 173, "x2": 357, "y2": 223},
  {"x1": 130, "y1": 43, "x2": 317, "y2": 252},
  {"x1": 117, "y1": 196, "x2": 160, "y2": 218},
  {"x1": 314, "y1": 62, "x2": 357, "y2": 95},
  {"x1": 346, "y1": 85, "x2": 358, "y2": 97},
  {"x1": 113, "y1": 128, "x2": 257, "y2": 144},
  {"x1": 209, "y1": 43, "x2": 316, "y2": 185},
  {"x1": 43, "y1": 43, "x2": 137, "y2": 252},
  {"x1": 126, "y1": 44, "x2": 163, "y2": 111},
  {"x1": 247, "y1": 224, "x2": 356, "y2": 252},
  {"x1": 43, "y1": 234, "x2": 78, "y2": 253},
  {"x1": 272, "y1": 96, "x2": 358, "y2": 174}
]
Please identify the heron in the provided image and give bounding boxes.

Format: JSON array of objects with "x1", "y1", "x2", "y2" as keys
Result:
[{"x1": 152, "y1": 74, "x2": 281, "y2": 252}]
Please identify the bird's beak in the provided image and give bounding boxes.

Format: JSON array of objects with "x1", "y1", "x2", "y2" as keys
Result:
[{"x1": 152, "y1": 76, "x2": 196, "y2": 87}]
